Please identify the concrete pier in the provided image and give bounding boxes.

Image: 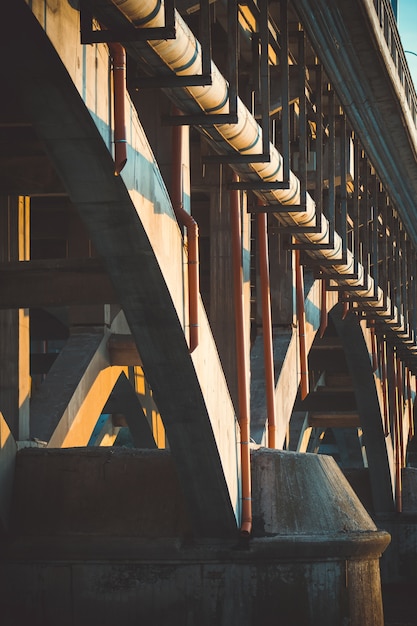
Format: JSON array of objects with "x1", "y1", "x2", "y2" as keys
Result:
[{"x1": 0, "y1": 447, "x2": 390, "y2": 625}]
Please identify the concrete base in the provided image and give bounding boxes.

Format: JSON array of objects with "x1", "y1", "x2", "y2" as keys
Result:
[
  {"x1": 0, "y1": 448, "x2": 390, "y2": 625},
  {"x1": 0, "y1": 538, "x2": 387, "y2": 626}
]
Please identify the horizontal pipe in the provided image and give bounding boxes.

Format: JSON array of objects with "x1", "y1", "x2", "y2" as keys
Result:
[{"x1": 91, "y1": 2, "x2": 417, "y2": 370}]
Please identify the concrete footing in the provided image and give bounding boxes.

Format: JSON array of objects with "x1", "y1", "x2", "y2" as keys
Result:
[{"x1": 0, "y1": 447, "x2": 390, "y2": 625}]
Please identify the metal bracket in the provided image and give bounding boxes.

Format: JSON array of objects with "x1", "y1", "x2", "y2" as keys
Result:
[
  {"x1": 135, "y1": 0, "x2": 213, "y2": 89},
  {"x1": 162, "y1": 0, "x2": 238, "y2": 124},
  {"x1": 80, "y1": 0, "x2": 176, "y2": 43}
]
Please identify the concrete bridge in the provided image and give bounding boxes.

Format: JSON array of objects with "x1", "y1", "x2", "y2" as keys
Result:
[{"x1": 0, "y1": 1, "x2": 416, "y2": 623}]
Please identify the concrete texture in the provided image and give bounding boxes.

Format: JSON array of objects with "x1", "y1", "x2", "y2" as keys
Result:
[
  {"x1": 10, "y1": 447, "x2": 191, "y2": 538},
  {"x1": 0, "y1": 447, "x2": 390, "y2": 625}
]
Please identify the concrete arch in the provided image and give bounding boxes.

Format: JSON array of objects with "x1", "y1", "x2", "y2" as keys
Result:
[{"x1": 7, "y1": 2, "x2": 238, "y2": 537}]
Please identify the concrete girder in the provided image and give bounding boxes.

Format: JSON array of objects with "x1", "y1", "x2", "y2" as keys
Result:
[{"x1": 5, "y1": 2, "x2": 238, "y2": 538}]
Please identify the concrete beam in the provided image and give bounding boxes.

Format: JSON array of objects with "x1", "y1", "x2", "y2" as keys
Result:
[{"x1": 0, "y1": 258, "x2": 117, "y2": 308}]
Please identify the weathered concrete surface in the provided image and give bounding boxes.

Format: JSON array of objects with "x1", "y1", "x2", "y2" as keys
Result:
[
  {"x1": 0, "y1": 448, "x2": 390, "y2": 625},
  {"x1": 10, "y1": 447, "x2": 191, "y2": 538},
  {"x1": 341, "y1": 467, "x2": 417, "y2": 592},
  {"x1": 377, "y1": 468, "x2": 417, "y2": 585}
]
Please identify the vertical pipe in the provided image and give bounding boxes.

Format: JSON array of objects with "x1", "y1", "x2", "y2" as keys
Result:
[
  {"x1": 257, "y1": 211, "x2": 276, "y2": 448},
  {"x1": 396, "y1": 355, "x2": 404, "y2": 467},
  {"x1": 295, "y1": 249, "x2": 309, "y2": 400},
  {"x1": 379, "y1": 335, "x2": 390, "y2": 437},
  {"x1": 388, "y1": 345, "x2": 402, "y2": 512},
  {"x1": 370, "y1": 322, "x2": 378, "y2": 373},
  {"x1": 231, "y1": 174, "x2": 252, "y2": 538},
  {"x1": 319, "y1": 278, "x2": 328, "y2": 338},
  {"x1": 171, "y1": 114, "x2": 199, "y2": 353},
  {"x1": 406, "y1": 367, "x2": 414, "y2": 440},
  {"x1": 108, "y1": 43, "x2": 127, "y2": 175},
  {"x1": 340, "y1": 291, "x2": 349, "y2": 320}
]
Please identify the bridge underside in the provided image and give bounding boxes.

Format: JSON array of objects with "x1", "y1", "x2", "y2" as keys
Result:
[{"x1": 1, "y1": 2, "x2": 417, "y2": 621}]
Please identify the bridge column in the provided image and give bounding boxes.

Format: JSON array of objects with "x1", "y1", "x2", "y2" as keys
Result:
[{"x1": 0, "y1": 196, "x2": 30, "y2": 441}]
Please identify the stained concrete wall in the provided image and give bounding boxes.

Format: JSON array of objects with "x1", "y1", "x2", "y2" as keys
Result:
[
  {"x1": 343, "y1": 467, "x2": 417, "y2": 586},
  {"x1": 378, "y1": 468, "x2": 417, "y2": 584}
]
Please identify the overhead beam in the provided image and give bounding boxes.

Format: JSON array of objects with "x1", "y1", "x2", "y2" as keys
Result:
[
  {"x1": 0, "y1": 156, "x2": 66, "y2": 196},
  {"x1": 0, "y1": 258, "x2": 117, "y2": 308},
  {"x1": 294, "y1": 389, "x2": 357, "y2": 412},
  {"x1": 308, "y1": 412, "x2": 360, "y2": 429}
]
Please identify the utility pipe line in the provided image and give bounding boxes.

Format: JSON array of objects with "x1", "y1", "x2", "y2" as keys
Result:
[{"x1": 102, "y1": 0, "x2": 417, "y2": 365}]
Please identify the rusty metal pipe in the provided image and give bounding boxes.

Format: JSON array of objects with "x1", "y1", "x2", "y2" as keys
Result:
[
  {"x1": 406, "y1": 367, "x2": 414, "y2": 440},
  {"x1": 171, "y1": 114, "x2": 199, "y2": 353},
  {"x1": 231, "y1": 175, "x2": 252, "y2": 538},
  {"x1": 108, "y1": 43, "x2": 127, "y2": 175},
  {"x1": 319, "y1": 278, "x2": 328, "y2": 338},
  {"x1": 388, "y1": 345, "x2": 402, "y2": 512},
  {"x1": 396, "y1": 356, "x2": 405, "y2": 467},
  {"x1": 379, "y1": 335, "x2": 390, "y2": 437},
  {"x1": 370, "y1": 322, "x2": 378, "y2": 373},
  {"x1": 295, "y1": 249, "x2": 309, "y2": 400},
  {"x1": 257, "y1": 212, "x2": 276, "y2": 448}
]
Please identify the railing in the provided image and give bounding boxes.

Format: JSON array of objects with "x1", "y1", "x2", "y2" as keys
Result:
[{"x1": 373, "y1": 0, "x2": 417, "y2": 126}]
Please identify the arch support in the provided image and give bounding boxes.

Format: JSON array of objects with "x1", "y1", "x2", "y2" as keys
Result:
[{"x1": 330, "y1": 304, "x2": 395, "y2": 513}]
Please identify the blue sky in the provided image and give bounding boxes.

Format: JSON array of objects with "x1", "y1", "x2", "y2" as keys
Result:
[{"x1": 397, "y1": 0, "x2": 417, "y2": 87}]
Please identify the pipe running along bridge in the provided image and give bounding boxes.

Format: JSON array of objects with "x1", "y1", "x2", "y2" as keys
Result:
[{"x1": 0, "y1": 0, "x2": 417, "y2": 623}]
